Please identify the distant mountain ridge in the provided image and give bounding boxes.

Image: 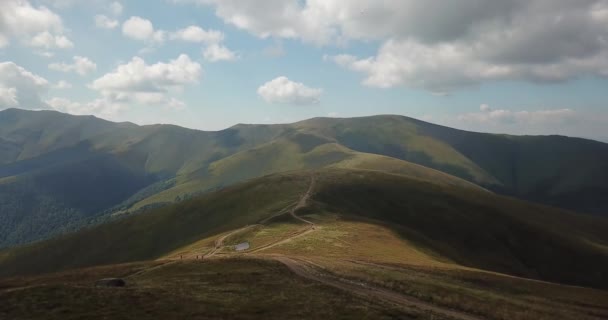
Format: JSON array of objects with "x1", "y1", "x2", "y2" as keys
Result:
[{"x1": 0, "y1": 108, "x2": 607, "y2": 247}]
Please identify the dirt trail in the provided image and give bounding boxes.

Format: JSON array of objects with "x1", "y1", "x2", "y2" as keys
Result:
[
  {"x1": 126, "y1": 260, "x2": 178, "y2": 278},
  {"x1": 205, "y1": 224, "x2": 260, "y2": 258},
  {"x1": 275, "y1": 256, "x2": 485, "y2": 320},
  {"x1": 289, "y1": 175, "x2": 316, "y2": 225},
  {"x1": 247, "y1": 176, "x2": 317, "y2": 254},
  {"x1": 184, "y1": 175, "x2": 317, "y2": 256},
  {"x1": 247, "y1": 228, "x2": 316, "y2": 254}
]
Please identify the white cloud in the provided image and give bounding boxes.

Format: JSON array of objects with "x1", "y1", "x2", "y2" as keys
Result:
[
  {"x1": 203, "y1": 44, "x2": 237, "y2": 62},
  {"x1": 122, "y1": 16, "x2": 165, "y2": 43},
  {"x1": 169, "y1": 25, "x2": 237, "y2": 62},
  {"x1": 95, "y1": 15, "x2": 119, "y2": 29},
  {"x1": 0, "y1": 87, "x2": 18, "y2": 108},
  {"x1": 110, "y1": 1, "x2": 123, "y2": 16},
  {"x1": 0, "y1": 34, "x2": 8, "y2": 48},
  {"x1": 176, "y1": 0, "x2": 336, "y2": 45},
  {"x1": 90, "y1": 54, "x2": 201, "y2": 107},
  {"x1": 30, "y1": 31, "x2": 73, "y2": 49},
  {"x1": 0, "y1": 61, "x2": 49, "y2": 110},
  {"x1": 170, "y1": 25, "x2": 224, "y2": 43},
  {"x1": 0, "y1": 0, "x2": 72, "y2": 50},
  {"x1": 327, "y1": 37, "x2": 608, "y2": 92},
  {"x1": 49, "y1": 56, "x2": 97, "y2": 76},
  {"x1": 122, "y1": 19, "x2": 236, "y2": 60},
  {"x1": 257, "y1": 76, "x2": 322, "y2": 105},
  {"x1": 177, "y1": 0, "x2": 608, "y2": 92},
  {"x1": 53, "y1": 80, "x2": 72, "y2": 89}
]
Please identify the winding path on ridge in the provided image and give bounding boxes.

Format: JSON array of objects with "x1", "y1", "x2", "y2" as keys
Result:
[
  {"x1": 205, "y1": 175, "x2": 317, "y2": 257},
  {"x1": 247, "y1": 175, "x2": 317, "y2": 253},
  {"x1": 179, "y1": 174, "x2": 484, "y2": 319},
  {"x1": 274, "y1": 256, "x2": 485, "y2": 320},
  {"x1": 204, "y1": 224, "x2": 260, "y2": 258}
]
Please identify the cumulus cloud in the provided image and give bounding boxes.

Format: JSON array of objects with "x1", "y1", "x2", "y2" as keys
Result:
[
  {"x1": 0, "y1": 87, "x2": 18, "y2": 108},
  {"x1": 90, "y1": 54, "x2": 201, "y2": 107},
  {"x1": 121, "y1": 18, "x2": 238, "y2": 61},
  {"x1": 257, "y1": 76, "x2": 322, "y2": 105},
  {"x1": 327, "y1": 37, "x2": 608, "y2": 92},
  {"x1": 122, "y1": 16, "x2": 165, "y2": 43},
  {"x1": 95, "y1": 15, "x2": 119, "y2": 29},
  {"x1": 29, "y1": 31, "x2": 73, "y2": 49},
  {"x1": 203, "y1": 44, "x2": 238, "y2": 62},
  {"x1": 169, "y1": 25, "x2": 238, "y2": 62},
  {"x1": 45, "y1": 54, "x2": 197, "y2": 117},
  {"x1": 49, "y1": 56, "x2": 97, "y2": 76},
  {"x1": 0, "y1": 0, "x2": 73, "y2": 50},
  {"x1": 46, "y1": 97, "x2": 123, "y2": 117},
  {"x1": 174, "y1": 0, "x2": 336, "y2": 45},
  {"x1": 177, "y1": 0, "x2": 608, "y2": 92},
  {"x1": 0, "y1": 61, "x2": 49, "y2": 110}
]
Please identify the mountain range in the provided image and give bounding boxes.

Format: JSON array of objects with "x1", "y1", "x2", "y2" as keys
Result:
[
  {"x1": 2, "y1": 108, "x2": 608, "y2": 319},
  {"x1": 1, "y1": 108, "x2": 607, "y2": 248}
]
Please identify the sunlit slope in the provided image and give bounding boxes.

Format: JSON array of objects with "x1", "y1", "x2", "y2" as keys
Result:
[
  {"x1": 2, "y1": 169, "x2": 608, "y2": 290},
  {"x1": 129, "y1": 132, "x2": 485, "y2": 210},
  {"x1": 309, "y1": 170, "x2": 608, "y2": 288},
  {"x1": 292, "y1": 116, "x2": 499, "y2": 184}
]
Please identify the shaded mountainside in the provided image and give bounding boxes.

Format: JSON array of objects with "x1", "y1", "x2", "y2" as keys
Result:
[
  {"x1": 291, "y1": 115, "x2": 608, "y2": 214},
  {"x1": 0, "y1": 108, "x2": 607, "y2": 248},
  {"x1": 1, "y1": 169, "x2": 608, "y2": 291}
]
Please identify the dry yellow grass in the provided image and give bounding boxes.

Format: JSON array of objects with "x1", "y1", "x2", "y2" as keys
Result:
[{"x1": 258, "y1": 213, "x2": 454, "y2": 268}]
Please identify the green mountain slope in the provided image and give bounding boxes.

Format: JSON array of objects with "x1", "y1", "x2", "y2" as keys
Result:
[
  {"x1": 1, "y1": 169, "x2": 607, "y2": 290},
  {"x1": 130, "y1": 131, "x2": 484, "y2": 210},
  {"x1": 291, "y1": 115, "x2": 608, "y2": 214},
  {"x1": 1, "y1": 108, "x2": 607, "y2": 248},
  {"x1": 0, "y1": 109, "x2": 286, "y2": 247}
]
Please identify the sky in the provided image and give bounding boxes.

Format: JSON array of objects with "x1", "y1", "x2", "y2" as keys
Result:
[{"x1": 1, "y1": 0, "x2": 608, "y2": 141}]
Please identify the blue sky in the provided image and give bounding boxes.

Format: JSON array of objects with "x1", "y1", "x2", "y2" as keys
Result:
[{"x1": 1, "y1": 0, "x2": 608, "y2": 141}]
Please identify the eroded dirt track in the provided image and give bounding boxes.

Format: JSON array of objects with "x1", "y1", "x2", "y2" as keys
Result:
[{"x1": 274, "y1": 256, "x2": 486, "y2": 320}]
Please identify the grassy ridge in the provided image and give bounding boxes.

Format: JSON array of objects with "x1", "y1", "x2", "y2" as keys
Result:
[
  {"x1": 0, "y1": 259, "x2": 409, "y2": 320},
  {"x1": 2, "y1": 169, "x2": 608, "y2": 290},
  {"x1": 130, "y1": 133, "x2": 483, "y2": 210},
  {"x1": 311, "y1": 169, "x2": 608, "y2": 288}
]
